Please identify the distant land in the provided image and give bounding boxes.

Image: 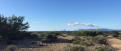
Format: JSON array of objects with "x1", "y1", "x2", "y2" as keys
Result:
[
  {"x1": 78, "y1": 28, "x2": 121, "y2": 32},
  {"x1": 29, "y1": 28, "x2": 121, "y2": 32}
]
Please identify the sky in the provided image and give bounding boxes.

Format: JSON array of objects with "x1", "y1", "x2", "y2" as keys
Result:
[{"x1": 0, "y1": 0, "x2": 121, "y2": 31}]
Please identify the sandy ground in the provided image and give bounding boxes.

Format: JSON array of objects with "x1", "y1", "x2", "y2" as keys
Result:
[{"x1": 107, "y1": 38, "x2": 121, "y2": 51}]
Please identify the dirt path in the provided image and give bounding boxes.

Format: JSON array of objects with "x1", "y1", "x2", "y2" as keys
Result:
[{"x1": 107, "y1": 38, "x2": 121, "y2": 51}]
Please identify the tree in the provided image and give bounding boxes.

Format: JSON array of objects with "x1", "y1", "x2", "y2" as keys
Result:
[{"x1": 0, "y1": 15, "x2": 29, "y2": 40}]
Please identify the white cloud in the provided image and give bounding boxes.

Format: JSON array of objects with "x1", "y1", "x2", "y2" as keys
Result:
[
  {"x1": 87, "y1": 24, "x2": 98, "y2": 27},
  {"x1": 66, "y1": 22, "x2": 99, "y2": 30},
  {"x1": 67, "y1": 22, "x2": 98, "y2": 27}
]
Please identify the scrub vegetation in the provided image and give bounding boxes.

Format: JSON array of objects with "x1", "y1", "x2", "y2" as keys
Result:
[{"x1": 0, "y1": 15, "x2": 120, "y2": 51}]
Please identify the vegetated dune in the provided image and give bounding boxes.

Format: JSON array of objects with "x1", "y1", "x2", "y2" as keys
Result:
[
  {"x1": 0, "y1": 34, "x2": 75, "y2": 51},
  {"x1": 107, "y1": 38, "x2": 121, "y2": 51}
]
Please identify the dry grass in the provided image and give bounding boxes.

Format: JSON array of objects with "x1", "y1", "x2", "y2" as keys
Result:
[{"x1": 2, "y1": 43, "x2": 71, "y2": 51}]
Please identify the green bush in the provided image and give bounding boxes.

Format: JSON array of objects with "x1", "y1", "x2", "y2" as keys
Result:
[
  {"x1": 0, "y1": 15, "x2": 29, "y2": 40},
  {"x1": 73, "y1": 40, "x2": 81, "y2": 44},
  {"x1": 94, "y1": 35, "x2": 107, "y2": 45},
  {"x1": 72, "y1": 31, "x2": 103, "y2": 36},
  {"x1": 72, "y1": 36, "x2": 94, "y2": 46},
  {"x1": 95, "y1": 46, "x2": 113, "y2": 51},
  {"x1": 4, "y1": 45, "x2": 17, "y2": 51}
]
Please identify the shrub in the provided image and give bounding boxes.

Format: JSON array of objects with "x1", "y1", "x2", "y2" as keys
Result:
[
  {"x1": 95, "y1": 46, "x2": 113, "y2": 51},
  {"x1": 4, "y1": 45, "x2": 17, "y2": 51},
  {"x1": 73, "y1": 31, "x2": 103, "y2": 36},
  {"x1": 73, "y1": 40, "x2": 81, "y2": 44},
  {"x1": 94, "y1": 35, "x2": 108, "y2": 45},
  {"x1": 72, "y1": 36, "x2": 94, "y2": 46},
  {"x1": 0, "y1": 15, "x2": 29, "y2": 40}
]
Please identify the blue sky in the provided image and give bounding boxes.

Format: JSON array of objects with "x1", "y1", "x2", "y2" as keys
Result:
[{"x1": 0, "y1": 0, "x2": 121, "y2": 31}]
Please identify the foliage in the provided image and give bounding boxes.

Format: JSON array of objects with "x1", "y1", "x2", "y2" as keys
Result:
[
  {"x1": 72, "y1": 31, "x2": 103, "y2": 36},
  {"x1": 73, "y1": 40, "x2": 81, "y2": 44},
  {"x1": 94, "y1": 35, "x2": 108, "y2": 45},
  {"x1": 4, "y1": 45, "x2": 17, "y2": 51},
  {"x1": 72, "y1": 36, "x2": 95, "y2": 46},
  {"x1": 95, "y1": 46, "x2": 113, "y2": 51},
  {"x1": 112, "y1": 31, "x2": 119, "y2": 37},
  {"x1": 0, "y1": 15, "x2": 29, "y2": 40}
]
